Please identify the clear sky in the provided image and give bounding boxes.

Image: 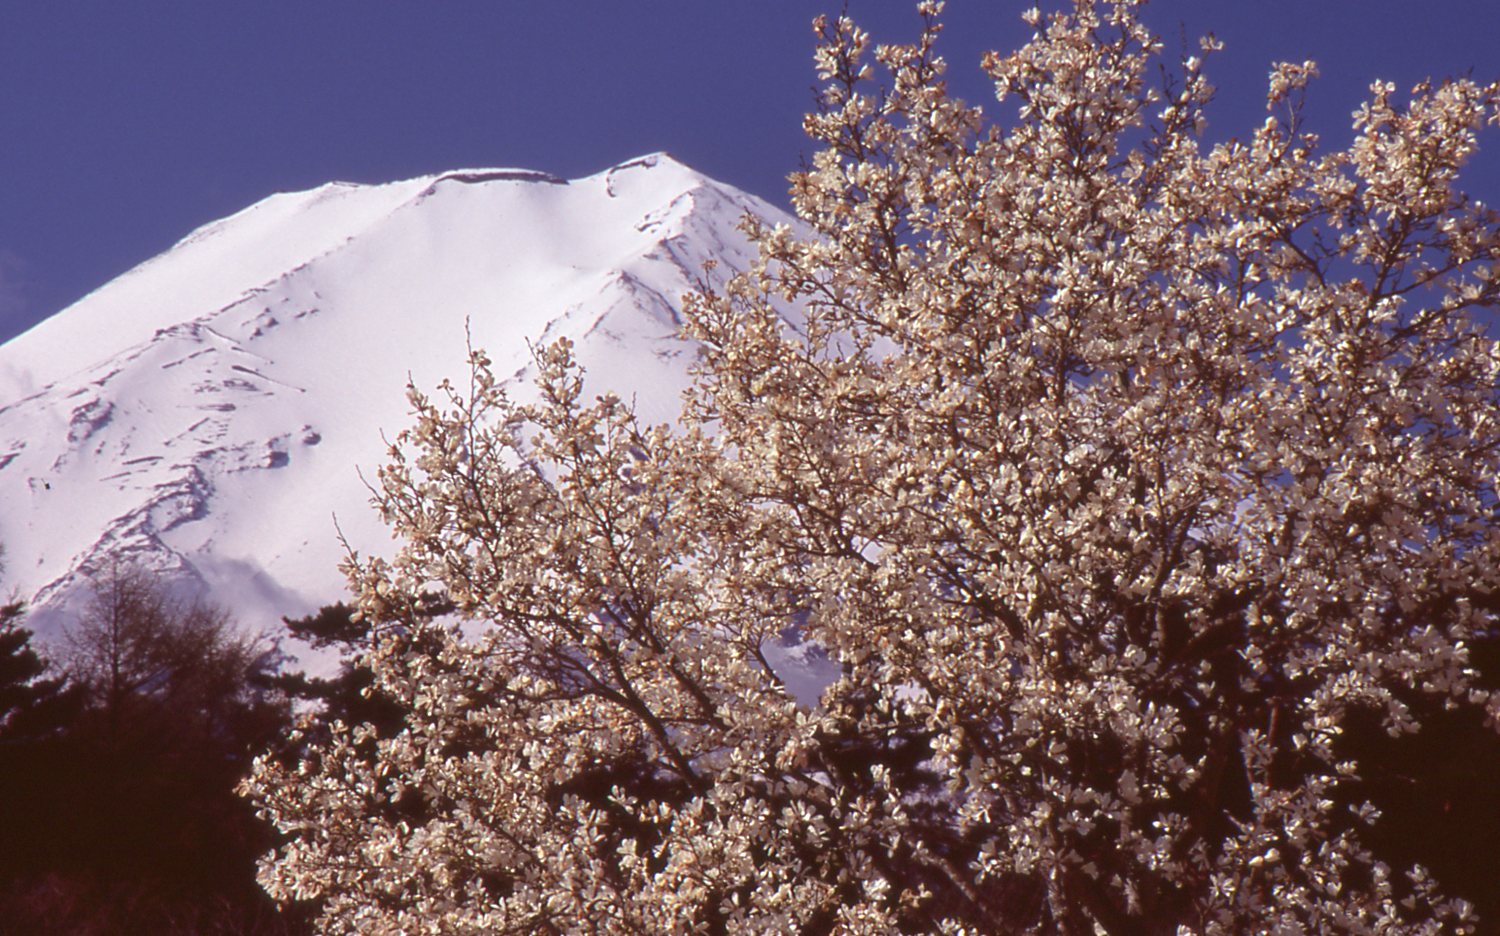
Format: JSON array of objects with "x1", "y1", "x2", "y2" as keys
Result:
[{"x1": 2, "y1": 1, "x2": 1497, "y2": 343}]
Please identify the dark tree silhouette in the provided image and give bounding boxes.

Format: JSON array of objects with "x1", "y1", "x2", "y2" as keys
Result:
[
  {"x1": 0, "y1": 566, "x2": 305, "y2": 935},
  {"x1": 0, "y1": 601, "x2": 82, "y2": 745}
]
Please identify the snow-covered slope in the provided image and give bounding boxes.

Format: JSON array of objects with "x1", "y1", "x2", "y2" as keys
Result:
[{"x1": 0, "y1": 154, "x2": 788, "y2": 644}]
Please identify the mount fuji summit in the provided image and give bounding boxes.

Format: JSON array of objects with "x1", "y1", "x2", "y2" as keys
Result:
[{"x1": 0, "y1": 154, "x2": 793, "y2": 644}]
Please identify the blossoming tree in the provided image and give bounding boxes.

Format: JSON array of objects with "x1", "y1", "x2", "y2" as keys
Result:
[{"x1": 245, "y1": 1, "x2": 1500, "y2": 931}]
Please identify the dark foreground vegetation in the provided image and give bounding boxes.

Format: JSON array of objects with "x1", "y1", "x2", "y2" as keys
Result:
[
  {"x1": 3, "y1": 574, "x2": 1499, "y2": 933},
  {"x1": 0, "y1": 569, "x2": 390, "y2": 935}
]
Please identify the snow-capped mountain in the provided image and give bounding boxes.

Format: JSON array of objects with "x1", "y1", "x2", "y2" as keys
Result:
[{"x1": 0, "y1": 153, "x2": 789, "y2": 645}]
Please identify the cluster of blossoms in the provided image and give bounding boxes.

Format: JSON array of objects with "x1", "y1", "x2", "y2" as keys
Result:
[{"x1": 244, "y1": 1, "x2": 1500, "y2": 932}]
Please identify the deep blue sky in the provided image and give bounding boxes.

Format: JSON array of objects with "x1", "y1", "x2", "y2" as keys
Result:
[{"x1": 2, "y1": 1, "x2": 1497, "y2": 343}]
